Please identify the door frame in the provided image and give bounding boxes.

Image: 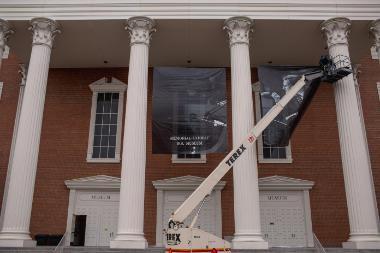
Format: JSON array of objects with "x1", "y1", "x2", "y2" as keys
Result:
[{"x1": 258, "y1": 175, "x2": 315, "y2": 247}]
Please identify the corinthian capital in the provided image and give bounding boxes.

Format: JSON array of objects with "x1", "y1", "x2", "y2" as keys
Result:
[
  {"x1": 321, "y1": 17, "x2": 351, "y2": 48},
  {"x1": 0, "y1": 19, "x2": 13, "y2": 50},
  {"x1": 125, "y1": 16, "x2": 156, "y2": 46},
  {"x1": 29, "y1": 17, "x2": 60, "y2": 48},
  {"x1": 223, "y1": 16, "x2": 254, "y2": 47},
  {"x1": 370, "y1": 19, "x2": 380, "y2": 54}
]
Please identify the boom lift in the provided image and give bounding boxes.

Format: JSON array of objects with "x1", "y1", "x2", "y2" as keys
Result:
[{"x1": 165, "y1": 56, "x2": 352, "y2": 253}]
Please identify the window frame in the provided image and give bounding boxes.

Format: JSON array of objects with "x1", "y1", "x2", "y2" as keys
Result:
[
  {"x1": 171, "y1": 154, "x2": 207, "y2": 164},
  {"x1": 86, "y1": 77, "x2": 127, "y2": 163},
  {"x1": 253, "y1": 82, "x2": 293, "y2": 164}
]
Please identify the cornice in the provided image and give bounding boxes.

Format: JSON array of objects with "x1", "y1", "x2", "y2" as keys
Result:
[{"x1": 0, "y1": 1, "x2": 380, "y2": 20}]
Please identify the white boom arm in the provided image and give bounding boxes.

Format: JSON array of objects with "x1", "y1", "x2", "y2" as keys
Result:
[{"x1": 170, "y1": 75, "x2": 306, "y2": 223}]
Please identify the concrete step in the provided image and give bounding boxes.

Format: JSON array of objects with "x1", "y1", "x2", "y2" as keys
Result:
[{"x1": 0, "y1": 247, "x2": 378, "y2": 253}]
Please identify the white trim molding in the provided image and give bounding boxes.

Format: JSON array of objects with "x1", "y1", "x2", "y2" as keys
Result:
[
  {"x1": 0, "y1": 1, "x2": 380, "y2": 20},
  {"x1": 86, "y1": 77, "x2": 127, "y2": 163},
  {"x1": 152, "y1": 175, "x2": 226, "y2": 246},
  {"x1": 253, "y1": 84, "x2": 293, "y2": 164},
  {"x1": 377, "y1": 82, "x2": 380, "y2": 101}
]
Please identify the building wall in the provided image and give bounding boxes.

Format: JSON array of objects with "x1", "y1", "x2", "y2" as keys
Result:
[
  {"x1": 0, "y1": 53, "x2": 379, "y2": 247},
  {"x1": 358, "y1": 56, "x2": 380, "y2": 232},
  {"x1": 0, "y1": 53, "x2": 21, "y2": 226}
]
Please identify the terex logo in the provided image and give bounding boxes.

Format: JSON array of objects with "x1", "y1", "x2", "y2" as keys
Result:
[
  {"x1": 166, "y1": 233, "x2": 181, "y2": 245},
  {"x1": 225, "y1": 144, "x2": 247, "y2": 166}
]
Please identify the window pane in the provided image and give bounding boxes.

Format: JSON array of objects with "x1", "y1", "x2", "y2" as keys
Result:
[
  {"x1": 186, "y1": 154, "x2": 201, "y2": 159},
  {"x1": 95, "y1": 125, "x2": 101, "y2": 135},
  {"x1": 109, "y1": 136, "x2": 116, "y2": 146},
  {"x1": 93, "y1": 147, "x2": 100, "y2": 158},
  {"x1": 271, "y1": 147, "x2": 279, "y2": 158},
  {"x1": 104, "y1": 101, "x2": 111, "y2": 113},
  {"x1": 110, "y1": 125, "x2": 117, "y2": 135},
  {"x1": 101, "y1": 136, "x2": 109, "y2": 146},
  {"x1": 110, "y1": 114, "x2": 117, "y2": 124},
  {"x1": 278, "y1": 148, "x2": 286, "y2": 158},
  {"x1": 112, "y1": 93, "x2": 119, "y2": 100},
  {"x1": 111, "y1": 102, "x2": 118, "y2": 113},
  {"x1": 102, "y1": 114, "x2": 110, "y2": 124},
  {"x1": 97, "y1": 93, "x2": 104, "y2": 101},
  {"x1": 105, "y1": 93, "x2": 112, "y2": 101},
  {"x1": 101, "y1": 125, "x2": 110, "y2": 135},
  {"x1": 108, "y1": 147, "x2": 116, "y2": 158},
  {"x1": 96, "y1": 101, "x2": 103, "y2": 113},
  {"x1": 93, "y1": 135, "x2": 101, "y2": 146},
  {"x1": 100, "y1": 147, "x2": 108, "y2": 158},
  {"x1": 263, "y1": 147, "x2": 271, "y2": 159},
  {"x1": 95, "y1": 114, "x2": 102, "y2": 124}
]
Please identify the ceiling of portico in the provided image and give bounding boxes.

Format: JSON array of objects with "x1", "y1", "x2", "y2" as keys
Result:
[{"x1": 7, "y1": 19, "x2": 372, "y2": 68}]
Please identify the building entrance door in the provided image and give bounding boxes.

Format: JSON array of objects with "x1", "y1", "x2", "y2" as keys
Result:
[
  {"x1": 98, "y1": 205, "x2": 119, "y2": 245},
  {"x1": 260, "y1": 191, "x2": 307, "y2": 247},
  {"x1": 73, "y1": 191, "x2": 119, "y2": 246},
  {"x1": 71, "y1": 215, "x2": 86, "y2": 246}
]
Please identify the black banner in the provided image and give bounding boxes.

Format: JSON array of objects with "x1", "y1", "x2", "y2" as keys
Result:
[
  {"x1": 152, "y1": 67, "x2": 227, "y2": 154},
  {"x1": 258, "y1": 66, "x2": 321, "y2": 146}
]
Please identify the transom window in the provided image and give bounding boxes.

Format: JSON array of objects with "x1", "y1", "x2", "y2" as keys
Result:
[{"x1": 87, "y1": 77, "x2": 127, "y2": 163}]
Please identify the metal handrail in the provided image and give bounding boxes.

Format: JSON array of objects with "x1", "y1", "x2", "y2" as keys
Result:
[
  {"x1": 52, "y1": 231, "x2": 68, "y2": 253},
  {"x1": 313, "y1": 233, "x2": 327, "y2": 253}
]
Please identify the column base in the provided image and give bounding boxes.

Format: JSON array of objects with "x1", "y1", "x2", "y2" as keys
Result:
[
  {"x1": 232, "y1": 234, "x2": 269, "y2": 249},
  {"x1": 343, "y1": 234, "x2": 380, "y2": 249},
  {"x1": 0, "y1": 239, "x2": 36, "y2": 247},
  {"x1": 110, "y1": 233, "x2": 148, "y2": 249},
  {"x1": 0, "y1": 232, "x2": 36, "y2": 247}
]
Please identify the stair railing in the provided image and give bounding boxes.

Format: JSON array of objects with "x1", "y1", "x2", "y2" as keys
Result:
[
  {"x1": 313, "y1": 233, "x2": 327, "y2": 253},
  {"x1": 52, "y1": 231, "x2": 68, "y2": 253}
]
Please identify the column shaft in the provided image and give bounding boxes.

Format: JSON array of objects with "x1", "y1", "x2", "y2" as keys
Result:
[
  {"x1": 117, "y1": 43, "x2": 149, "y2": 238},
  {"x1": 322, "y1": 17, "x2": 380, "y2": 249},
  {"x1": 332, "y1": 44, "x2": 380, "y2": 241},
  {"x1": 0, "y1": 17, "x2": 58, "y2": 247},
  {"x1": 224, "y1": 16, "x2": 268, "y2": 250},
  {"x1": 111, "y1": 16, "x2": 155, "y2": 249},
  {"x1": 0, "y1": 65, "x2": 26, "y2": 229}
]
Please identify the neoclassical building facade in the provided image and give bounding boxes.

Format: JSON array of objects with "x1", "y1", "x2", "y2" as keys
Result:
[{"x1": 0, "y1": 0, "x2": 379, "y2": 250}]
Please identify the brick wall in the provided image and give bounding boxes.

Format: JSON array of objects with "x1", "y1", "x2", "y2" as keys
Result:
[
  {"x1": 0, "y1": 53, "x2": 21, "y2": 224},
  {"x1": 0, "y1": 54, "x2": 379, "y2": 247}
]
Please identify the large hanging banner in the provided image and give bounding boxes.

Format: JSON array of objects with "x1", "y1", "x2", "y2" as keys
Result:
[
  {"x1": 152, "y1": 67, "x2": 227, "y2": 154},
  {"x1": 258, "y1": 66, "x2": 321, "y2": 147}
]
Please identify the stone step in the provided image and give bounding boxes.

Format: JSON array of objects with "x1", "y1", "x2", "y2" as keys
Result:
[{"x1": 0, "y1": 247, "x2": 378, "y2": 253}]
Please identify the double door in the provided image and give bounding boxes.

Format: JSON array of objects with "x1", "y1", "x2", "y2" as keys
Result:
[
  {"x1": 74, "y1": 192, "x2": 119, "y2": 246},
  {"x1": 260, "y1": 191, "x2": 307, "y2": 247}
]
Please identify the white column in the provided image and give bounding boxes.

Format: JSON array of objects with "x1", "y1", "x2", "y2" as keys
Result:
[
  {"x1": 223, "y1": 16, "x2": 268, "y2": 250},
  {"x1": 0, "y1": 64, "x2": 27, "y2": 229},
  {"x1": 321, "y1": 17, "x2": 380, "y2": 249},
  {"x1": 0, "y1": 19, "x2": 12, "y2": 70},
  {"x1": 110, "y1": 16, "x2": 155, "y2": 249},
  {"x1": 0, "y1": 17, "x2": 59, "y2": 247},
  {"x1": 370, "y1": 19, "x2": 380, "y2": 63}
]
